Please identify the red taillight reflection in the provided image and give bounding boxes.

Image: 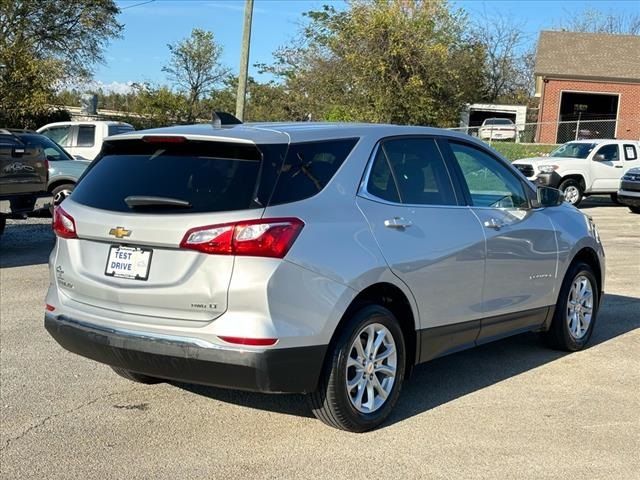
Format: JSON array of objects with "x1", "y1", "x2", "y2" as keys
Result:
[
  {"x1": 180, "y1": 218, "x2": 304, "y2": 258},
  {"x1": 218, "y1": 336, "x2": 278, "y2": 346},
  {"x1": 45, "y1": 304, "x2": 55, "y2": 312},
  {"x1": 52, "y1": 206, "x2": 77, "y2": 239},
  {"x1": 141, "y1": 135, "x2": 187, "y2": 144}
]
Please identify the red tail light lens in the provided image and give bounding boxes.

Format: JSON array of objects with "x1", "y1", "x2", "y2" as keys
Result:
[
  {"x1": 52, "y1": 206, "x2": 77, "y2": 239},
  {"x1": 180, "y1": 218, "x2": 304, "y2": 258}
]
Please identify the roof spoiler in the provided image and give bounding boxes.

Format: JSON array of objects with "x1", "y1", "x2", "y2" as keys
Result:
[{"x1": 212, "y1": 111, "x2": 243, "y2": 128}]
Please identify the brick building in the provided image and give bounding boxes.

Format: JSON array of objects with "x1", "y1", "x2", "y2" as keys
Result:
[{"x1": 534, "y1": 31, "x2": 640, "y2": 143}]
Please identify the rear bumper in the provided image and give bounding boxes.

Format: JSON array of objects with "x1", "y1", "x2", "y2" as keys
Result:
[{"x1": 44, "y1": 313, "x2": 327, "y2": 394}]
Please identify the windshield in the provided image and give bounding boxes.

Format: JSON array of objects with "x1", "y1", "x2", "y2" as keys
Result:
[
  {"x1": 549, "y1": 142, "x2": 596, "y2": 159},
  {"x1": 18, "y1": 134, "x2": 74, "y2": 161},
  {"x1": 484, "y1": 119, "x2": 513, "y2": 126}
]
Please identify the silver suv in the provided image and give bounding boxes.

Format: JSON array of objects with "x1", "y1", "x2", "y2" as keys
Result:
[{"x1": 45, "y1": 123, "x2": 605, "y2": 432}]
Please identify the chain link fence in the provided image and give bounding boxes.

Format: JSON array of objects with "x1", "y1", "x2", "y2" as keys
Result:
[{"x1": 448, "y1": 118, "x2": 640, "y2": 145}]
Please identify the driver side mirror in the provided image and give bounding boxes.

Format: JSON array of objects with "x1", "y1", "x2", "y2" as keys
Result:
[
  {"x1": 536, "y1": 186, "x2": 564, "y2": 207},
  {"x1": 593, "y1": 153, "x2": 606, "y2": 161}
]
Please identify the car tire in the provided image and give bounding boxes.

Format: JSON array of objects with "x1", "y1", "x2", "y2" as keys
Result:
[
  {"x1": 51, "y1": 183, "x2": 75, "y2": 207},
  {"x1": 610, "y1": 193, "x2": 621, "y2": 204},
  {"x1": 559, "y1": 179, "x2": 583, "y2": 206},
  {"x1": 545, "y1": 262, "x2": 599, "y2": 352},
  {"x1": 307, "y1": 305, "x2": 406, "y2": 432},
  {"x1": 0, "y1": 216, "x2": 5, "y2": 237},
  {"x1": 110, "y1": 366, "x2": 163, "y2": 384},
  {"x1": 629, "y1": 206, "x2": 640, "y2": 214}
]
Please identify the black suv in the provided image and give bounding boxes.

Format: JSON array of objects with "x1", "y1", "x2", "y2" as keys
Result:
[{"x1": 0, "y1": 129, "x2": 49, "y2": 236}]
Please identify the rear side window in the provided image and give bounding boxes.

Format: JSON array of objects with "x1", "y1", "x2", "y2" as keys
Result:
[
  {"x1": 77, "y1": 125, "x2": 95, "y2": 147},
  {"x1": 267, "y1": 138, "x2": 358, "y2": 205},
  {"x1": 624, "y1": 144, "x2": 637, "y2": 161},
  {"x1": 72, "y1": 140, "x2": 283, "y2": 214},
  {"x1": 41, "y1": 126, "x2": 72, "y2": 147}
]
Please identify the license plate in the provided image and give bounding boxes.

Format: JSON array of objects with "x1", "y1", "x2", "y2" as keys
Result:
[{"x1": 105, "y1": 246, "x2": 152, "y2": 281}]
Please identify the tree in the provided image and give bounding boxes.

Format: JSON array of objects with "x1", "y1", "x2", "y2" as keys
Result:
[
  {"x1": 558, "y1": 8, "x2": 640, "y2": 35},
  {"x1": 0, "y1": 0, "x2": 121, "y2": 126},
  {"x1": 262, "y1": 0, "x2": 486, "y2": 127},
  {"x1": 472, "y1": 14, "x2": 533, "y2": 104},
  {"x1": 163, "y1": 29, "x2": 230, "y2": 122}
]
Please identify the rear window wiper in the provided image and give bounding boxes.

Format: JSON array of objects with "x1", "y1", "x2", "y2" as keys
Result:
[{"x1": 124, "y1": 196, "x2": 192, "y2": 209}]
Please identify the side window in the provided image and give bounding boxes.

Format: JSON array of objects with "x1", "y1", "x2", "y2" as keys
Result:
[
  {"x1": 368, "y1": 138, "x2": 456, "y2": 206},
  {"x1": 76, "y1": 125, "x2": 96, "y2": 147},
  {"x1": 268, "y1": 138, "x2": 358, "y2": 206},
  {"x1": 596, "y1": 144, "x2": 619, "y2": 162},
  {"x1": 623, "y1": 144, "x2": 638, "y2": 161},
  {"x1": 366, "y1": 148, "x2": 401, "y2": 203},
  {"x1": 41, "y1": 126, "x2": 72, "y2": 147},
  {"x1": 449, "y1": 142, "x2": 528, "y2": 209}
]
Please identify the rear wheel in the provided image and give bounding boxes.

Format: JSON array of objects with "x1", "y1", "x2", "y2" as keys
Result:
[
  {"x1": 308, "y1": 305, "x2": 406, "y2": 432},
  {"x1": 629, "y1": 206, "x2": 640, "y2": 214},
  {"x1": 545, "y1": 262, "x2": 599, "y2": 351},
  {"x1": 110, "y1": 366, "x2": 163, "y2": 384},
  {"x1": 559, "y1": 179, "x2": 583, "y2": 206}
]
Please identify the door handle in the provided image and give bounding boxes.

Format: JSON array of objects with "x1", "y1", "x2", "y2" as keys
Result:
[
  {"x1": 615, "y1": 165, "x2": 623, "y2": 168},
  {"x1": 384, "y1": 217, "x2": 412, "y2": 229},
  {"x1": 483, "y1": 218, "x2": 504, "y2": 230}
]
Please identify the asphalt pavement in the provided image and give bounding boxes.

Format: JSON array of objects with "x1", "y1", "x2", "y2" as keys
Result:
[{"x1": 1, "y1": 199, "x2": 638, "y2": 479}]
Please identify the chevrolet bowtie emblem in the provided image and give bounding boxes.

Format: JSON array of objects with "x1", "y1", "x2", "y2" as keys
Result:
[{"x1": 109, "y1": 227, "x2": 131, "y2": 239}]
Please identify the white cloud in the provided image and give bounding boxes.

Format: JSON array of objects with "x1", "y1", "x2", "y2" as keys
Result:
[{"x1": 86, "y1": 80, "x2": 136, "y2": 94}]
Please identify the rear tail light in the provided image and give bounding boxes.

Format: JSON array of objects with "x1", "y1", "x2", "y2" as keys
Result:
[
  {"x1": 180, "y1": 217, "x2": 304, "y2": 258},
  {"x1": 52, "y1": 206, "x2": 77, "y2": 239}
]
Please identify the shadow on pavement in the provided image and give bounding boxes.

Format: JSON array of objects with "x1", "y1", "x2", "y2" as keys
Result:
[
  {"x1": 175, "y1": 293, "x2": 639, "y2": 426},
  {"x1": 0, "y1": 220, "x2": 55, "y2": 268}
]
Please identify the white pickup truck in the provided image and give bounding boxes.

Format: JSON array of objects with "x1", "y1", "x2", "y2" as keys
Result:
[
  {"x1": 37, "y1": 121, "x2": 134, "y2": 161},
  {"x1": 513, "y1": 139, "x2": 640, "y2": 206}
]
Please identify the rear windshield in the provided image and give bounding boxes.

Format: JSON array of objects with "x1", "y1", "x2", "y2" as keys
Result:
[
  {"x1": 71, "y1": 137, "x2": 357, "y2": 214},
  {"x1": 484, "y1": 119, "x2": 513, "y2": 125},
  {"x1": 108, "y1": 125, "x2": 135, "y2": 136}
]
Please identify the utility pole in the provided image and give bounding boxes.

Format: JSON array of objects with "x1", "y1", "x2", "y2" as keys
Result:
[{"x1": 235, "y1": 0, "x2": 254, "y2": 121}]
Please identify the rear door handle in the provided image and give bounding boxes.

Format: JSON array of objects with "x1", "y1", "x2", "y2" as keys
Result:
[
  {"x1": 483, "y1": 218, "x2": 504, "y2": 230},
  {"x1": 384, "y1": 217, "x2": 412, "y2": 229},
  {"x1": 615, "y1": 165, "x2": 623, "y2": 168}
]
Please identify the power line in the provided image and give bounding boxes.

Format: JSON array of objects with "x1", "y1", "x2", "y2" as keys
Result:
[{"x1": 121, "y1": 0, "x2": 156, "y2": 11}]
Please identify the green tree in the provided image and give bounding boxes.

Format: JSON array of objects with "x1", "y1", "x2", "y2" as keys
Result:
[
  {"x1": 262, "y1": 0, "x2": 486, "y2": 126},
  {"x1": 0, "y1": 0, "x2": 122, "y2": 127},
  {"x1": 163, "y1": 29, "x2": 230, "y2": 122}
]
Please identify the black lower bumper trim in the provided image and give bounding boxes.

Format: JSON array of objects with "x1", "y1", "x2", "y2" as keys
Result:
[
  {"x1": 45, "y1": 314, "x2": 326, "y2": 394},
  {"x1": 535, "y1": 171, "x2": 562, "y2": 188},
  {"x1": 618, "y1": 195, "x2": 640, "y2": 207}
]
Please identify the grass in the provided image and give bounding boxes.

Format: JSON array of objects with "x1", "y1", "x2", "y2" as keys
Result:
[{"x1": 487, "y1": 142, "x2": 559, "y2": 162}]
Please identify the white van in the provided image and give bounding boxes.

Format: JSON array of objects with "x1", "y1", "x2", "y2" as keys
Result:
[{"x1": 37, "y1": 121, "x2": 134, "y2": 160}]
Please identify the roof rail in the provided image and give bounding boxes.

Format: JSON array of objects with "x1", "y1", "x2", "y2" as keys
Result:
[{"x1": 211, "y1": 111, "x2": 243, "y2": 129}]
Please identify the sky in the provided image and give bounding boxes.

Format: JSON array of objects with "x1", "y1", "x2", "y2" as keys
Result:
[{"x1": 96, "y1": 0, "x2": 640, "y2": 93}]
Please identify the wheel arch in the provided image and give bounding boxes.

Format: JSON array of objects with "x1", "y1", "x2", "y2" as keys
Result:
[
  {"x1": 48, "y1": 177, "x2": 76, "y2": 192},
  {"x1": 327, "y1": 282, "x2": 419, "y2": 376},
  {"x1": 559, "y1": 174, "x2": 587, "y2": 191},
  {"x1": 570, "y1": 247, "x2": 603, "y2": 299}
]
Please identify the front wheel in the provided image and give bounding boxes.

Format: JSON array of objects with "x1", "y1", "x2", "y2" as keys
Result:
[
  {"x1": 559, "y1": 179, "x2": 583, "y2": 206},
  {"x1": 545, "y1": 262, "x2": 599, "y2": 351},
  {"x1": 308, "y1": 305, "x2": 406, "y2": 432},
  {"x1": 629, "y1": 206, "x2": 640, "y2": 214}
]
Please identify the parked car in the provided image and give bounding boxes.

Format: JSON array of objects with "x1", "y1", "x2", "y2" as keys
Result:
[
  {"x1": 10, "y1": 131, "x2": 90, "y2": 207},
  {"x1": 513, "y1": 139, "x2": 640, "y2": 206},
  {"x1": 0, "y1": 129, "x2": 50, "y2": 236},
  {"x1": 477, "y1": 118, "x2": 517, "y2": 141},
  {"x1": 37, "y1": 121, "x2": 134, "y2": 161},
  {"x1": 45, "y1": 122, "x2": 605, "y2": 432},
  {"x1": 617, "y1": 166, "x2": 640, "y2": 214}
]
